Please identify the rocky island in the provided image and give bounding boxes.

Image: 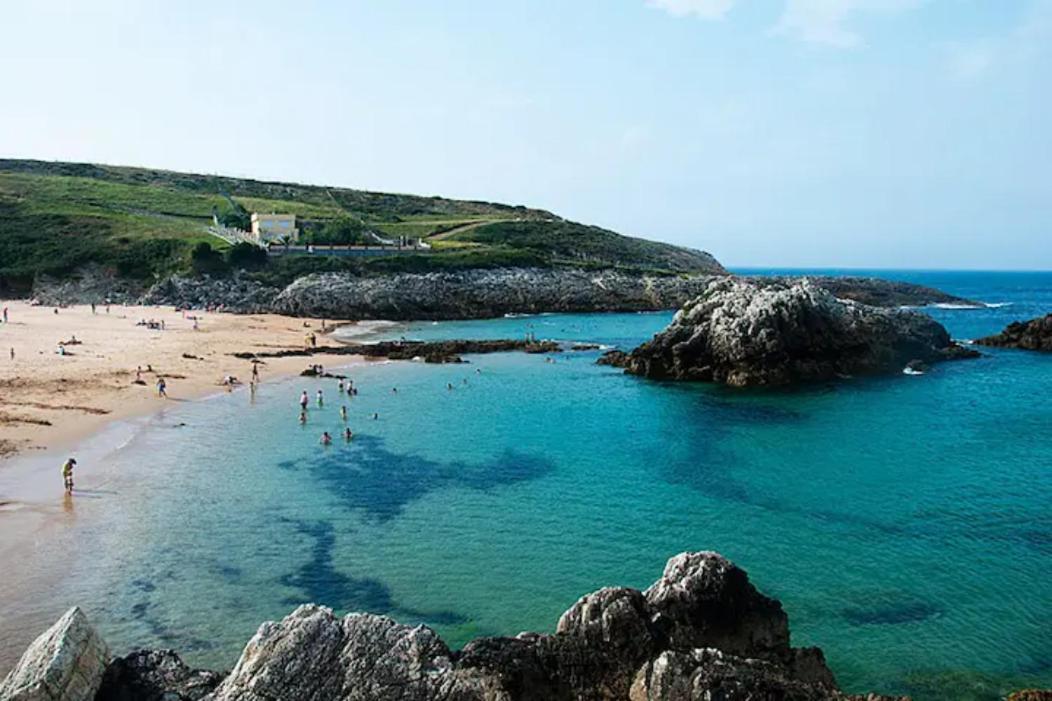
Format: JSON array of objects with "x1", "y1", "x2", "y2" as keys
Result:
[
  {"x1": 2, "y1": 551, "x2": 913, "y2": 701},
  {"x1": 600, "y1": 278, "x2": 978, "y2": 387},
  {"x1": 975, "y1": 313, "x2": 1052, "y2": 352}
]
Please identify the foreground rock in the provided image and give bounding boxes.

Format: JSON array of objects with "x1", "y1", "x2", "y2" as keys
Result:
[
  {"x1": 95, "y1": 650, "x2": 221, "y2": 701},
  {"x1": 0, "y1": 607, "x2": 109, "y2": 701},
  {"x1": 605, "y1": 278, "x2": 977, "y2": 387},
  {"x1": 974, "y1": 313, "x2": 1052, "y2": 352},
  {"x1": 5, "y1": 552, "x2": 925, "y2": 700}
]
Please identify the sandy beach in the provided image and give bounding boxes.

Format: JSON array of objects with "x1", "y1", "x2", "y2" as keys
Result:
[{"x1": 0, "y1": 301, "x2": 388, "y2": 460}]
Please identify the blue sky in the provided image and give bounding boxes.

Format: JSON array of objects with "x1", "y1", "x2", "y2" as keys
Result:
[{"x1": 2, "y1": 1, "x2": 1049, "y2": 269}]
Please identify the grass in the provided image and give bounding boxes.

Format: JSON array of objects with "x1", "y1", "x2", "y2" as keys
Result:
[{"x1": 0, "y1": 158, "x2": 724, "y2": 292}]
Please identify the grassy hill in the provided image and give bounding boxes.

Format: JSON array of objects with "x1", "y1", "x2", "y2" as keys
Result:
[{"x1": 0, "y1": 159, "x2": 724, "y2": 292}]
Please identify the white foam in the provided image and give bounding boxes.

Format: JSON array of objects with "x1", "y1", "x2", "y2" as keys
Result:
[
  {"x1": 903, "y1": 367, "x2": 925, "y2": 376},
  {"x1": 930, "y1": 303, "x2": 984, "y2": 310}
]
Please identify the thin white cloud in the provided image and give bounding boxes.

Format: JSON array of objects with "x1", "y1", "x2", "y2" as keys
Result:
[
  {"x1": 646, "y1": 0, "x2": 736, "y2": 20},
  {"x1": 771, "y1": 0, "x2": 925, "y2": 49}
]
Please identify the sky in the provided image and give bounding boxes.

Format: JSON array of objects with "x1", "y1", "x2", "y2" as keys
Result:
[{"x1": 2, "y1": 0, "x2": 1050, "y2": 269}]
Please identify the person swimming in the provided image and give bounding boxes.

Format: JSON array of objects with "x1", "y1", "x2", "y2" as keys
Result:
[
  {"x1": 372, "y1": 412, "x2": 379, "y2": 420},
  {"x1": 320, "y1": 431, "x2": 332, "y2": 445}
]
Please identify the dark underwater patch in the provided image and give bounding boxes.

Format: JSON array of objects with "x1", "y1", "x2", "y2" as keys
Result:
[
  {"x1": 278, "y1": 517, "x2": 466, "y2": 626},
  {"x1": 841, "y1": 598, "x2": 941, "y2": 626},
  {"x1": 290, "y1": 435, "x2": 555, "y2": 522}
]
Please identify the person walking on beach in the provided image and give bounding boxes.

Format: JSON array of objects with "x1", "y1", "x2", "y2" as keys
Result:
[
  {"x1": 157, "y1": 377, "x2": 167, "y2": 399},
  {"x1": 91, "y1": 303, "x2": 96, "y2": 315},
  {"x1": 3, "y1": 306, "x2": 8, "y2": 323},
  {"x1": 62, "y1": 458, "x2": 76, "y2": 494},
  {"x1": 299, "y1": 391, "x2": 309, "y2": 411},
  {"x1": 252, "y1": 363, "x2": 260, "y2": 383}
]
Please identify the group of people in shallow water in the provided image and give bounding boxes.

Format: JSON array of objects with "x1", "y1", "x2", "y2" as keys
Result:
[{"x1": 299, "y1": 376, "x2": 360, "y2": 444}]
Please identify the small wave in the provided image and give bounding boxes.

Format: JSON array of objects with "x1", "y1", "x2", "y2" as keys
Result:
[
  {"x1": 902, "y1": 367, "x2": 925, "y2": 376},
  {"x1": 503, "y1": 313, "x2": 533, "y2": 319},
  {"x1": 930, "y1": 303, "x2": 985, "y2": 310},
  {"x1": 984, "y1": 302, "x2": 1013, "y2": 308}
]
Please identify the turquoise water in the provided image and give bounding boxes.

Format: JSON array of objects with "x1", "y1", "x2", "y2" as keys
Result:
[{"x1": 3, "y1": 270, "x2": 1051, "y2": 700}]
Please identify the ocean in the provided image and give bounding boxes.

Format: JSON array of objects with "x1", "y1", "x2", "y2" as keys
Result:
[{"x1": 1, "y1": 269, "x2": 1049, "y2": 700}]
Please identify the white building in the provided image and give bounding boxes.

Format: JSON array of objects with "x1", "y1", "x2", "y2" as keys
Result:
[{"x1": 250, "y1": 213, "x2": 299, "y2": 244}]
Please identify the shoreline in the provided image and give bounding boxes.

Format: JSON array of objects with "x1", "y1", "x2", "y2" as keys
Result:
[{"x1": 0, "y1": 301, "x2": 398, "y2": 464}]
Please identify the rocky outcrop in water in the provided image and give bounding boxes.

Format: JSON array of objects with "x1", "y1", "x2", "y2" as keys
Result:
[
  {"x1": 232, "y1": 338, "x2": 561, "y2": 364},
  {"x1": 749, "y1": 275, "x2": 980, "y2": 308},
  {"x1": 604, "y1": 278, "x2": 978, "y2": 387},
  {"x1": 4, "y1": 552, "x2": 922, "y2": 701},
  {"x1": 125, "y1": 268, "x2": 980, "y2": 320},
  {"x1": 974, "y1": 313, "x2": 1052, "y2": 352},
  {"x1": 0, "y1": 607, "x2": 109, "y2": 701}
]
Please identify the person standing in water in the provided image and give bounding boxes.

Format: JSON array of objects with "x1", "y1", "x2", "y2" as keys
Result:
[
  {"x1": 344, "y1": 427, "x2": 353, "y2": 441},
  {"x1": 299, "y1": 409, "x2": 307, "y2": 424},
  {"x1": 62, "y1": 458, "x2": 76, "y2": 493},
  {"x1": 299, "y1": 391, "x2": 309, "y2": 410},
  {"x1": 316, "y1": 389, "x2": 324, "y2": 407},
  {"x1": 320, "y1": 431, "x2": 332, "y2": 445},
  {"x1": 340, "y1": 405, "x2": 348, "y2": 421}
]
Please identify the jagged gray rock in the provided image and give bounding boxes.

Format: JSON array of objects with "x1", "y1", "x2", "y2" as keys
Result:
[
  {"x1": 607, "y1": 277, "x2": 978, "y2": 387},
  {"x1": 125, "y1": 267, "x2": 976, "y2": 321},
  {"x1": 975, "y1": 313, "x2": 1052, "y2": 352},
  {"x1": 94, "y1": 650, "x2": 221, "y2": 701},
  {"x1": 3, "y1": 553, "x2": 930, "y2": 700},
  {"x1": 0, "y1": 607, "x2": 109, "y2": 701}
]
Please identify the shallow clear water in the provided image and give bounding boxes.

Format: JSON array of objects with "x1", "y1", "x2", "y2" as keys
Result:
[{"x1": 3, "y1": 270, "x2": 1050, "y2": 700}]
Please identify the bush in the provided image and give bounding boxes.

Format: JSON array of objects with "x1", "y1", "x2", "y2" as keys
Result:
[
  {"x1": 190, "y1": 242, "x2": 230, "y2": 276},
  {"x1": 226, "y1": 242, "x2": 268, "y2": 270}
]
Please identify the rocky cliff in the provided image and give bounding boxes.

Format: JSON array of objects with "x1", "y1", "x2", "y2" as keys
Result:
[
  {"x1": 974, "y1": 313, "x2": 1052, "y2": 352},
  {"x1": 3, "y1": 552, "x2": 912, "y2": 701},
  {"x1": 123, "y1": 268, "x2": 978, "y2": 320},
  {"x1": 603, "y1": 277, "x2": 978, "y2": 387}
]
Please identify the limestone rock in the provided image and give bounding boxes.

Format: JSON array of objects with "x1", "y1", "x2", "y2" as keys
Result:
[
  {"x1": 975, "y1": 313, "x2": 1052, "y2": 352},
  {"x1": 611, "y1": 277, "x2": 978, "y2": 387},
  {"x1": 204, "y1": 606, "x2": 489, "y2": 701},
  {"x1": 0, "y1": 607, "x2": 109, "y2": 701}
]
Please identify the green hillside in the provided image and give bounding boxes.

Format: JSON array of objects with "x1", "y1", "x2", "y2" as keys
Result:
[{"x1": 0, "y1": 159, "x2": 724, "y2": 292}]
